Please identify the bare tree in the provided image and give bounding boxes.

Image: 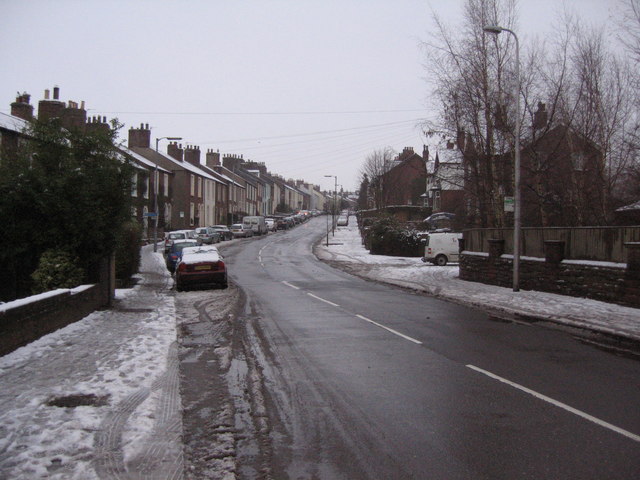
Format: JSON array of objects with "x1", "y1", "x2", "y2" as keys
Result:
[
  {"x1": 423, "y1": 0, "x2": 638, "y2": 227},
  {"x1": 359, "y1": 147, "x2": 396, "y2": 209},
  {"x1": 422, "y1": 0, "x2": 521, "y2": 228}
]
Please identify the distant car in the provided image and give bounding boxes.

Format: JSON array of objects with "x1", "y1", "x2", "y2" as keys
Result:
[
  {"x1": 230, "y1": 223, "x2": 254, "y2": 238},
  {"x1": 265, "y1": 218, "x2": 276, "y2": 231},
  {"x1": 195, "y1": 226, "x2": 221, "y2": 244},
  {"x1": 166, "y1": 239, "x2": 199, "y2": 273},
  {"x1": 164, "y1": 230, "x2": 190, "y2": 253},
  {"x1": 337, "y1": 215, "x2": 349, "y2": 226},
  {"x1": 175, "y1": 245, "x2": 228, "y2": 290},
  {"x1": 212, "y1": 225, "x2": 233, "y2": 241},
  {"x1": 276, "y1": 217, "x2": 290, "y2": 230}
]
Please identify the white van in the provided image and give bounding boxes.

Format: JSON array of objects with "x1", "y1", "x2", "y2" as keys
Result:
[
  {"x1": 242, "y1": 216, "x2": 268, "y2": 235},
  {"x1": 421, "y1": 232, "x2": 462, "y2": 266}
]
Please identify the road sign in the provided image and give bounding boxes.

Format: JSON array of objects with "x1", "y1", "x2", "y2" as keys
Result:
[
  {"x1": 144, "y1": 212, "x2": 158, "y2": 217},
  {"x1": 504, "y1": 196, "x2": 514, "y2": 212}
]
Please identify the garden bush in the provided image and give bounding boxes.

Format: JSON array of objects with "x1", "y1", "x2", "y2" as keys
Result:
[
  {"x1": 115, "y1": 220, "x2": 142, "y2": 285},
  {"x1": 31, "y1": 249, "x2": 85, "y2": 293},
  {"x1": 366, "y1": 215, "x2": 423, "y2": 257}
]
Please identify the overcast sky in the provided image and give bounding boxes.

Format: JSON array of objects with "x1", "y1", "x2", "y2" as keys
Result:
[{"x1": 0, "y1": 0, "x2": 617, "y2": 191}]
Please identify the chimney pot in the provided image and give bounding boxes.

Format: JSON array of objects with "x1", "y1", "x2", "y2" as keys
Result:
[
  {"x1": 53, "y1": 86, "x2": 60, "y2": 100},
  {"x1": 44, "y1": 89, "x2": 50, "y2": 100}
]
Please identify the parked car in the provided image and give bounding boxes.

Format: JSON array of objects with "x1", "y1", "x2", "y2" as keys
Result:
[
  {"x1": 230, "y1": 223, "x2": 254, "y2": 238},
  {"x1": 276, "y1": 217, "x2": 290, "y2": 230},
  {"x1": 175, "y1": 245, "x2": 228, "y2": 290},
  {"x1": 337, "y1": 215, "x2": 349, "y2": 226},
  {"x1": 166, "y1": 239, "x2": 199, "y2": 273},
  {"x1": 265, "y1": 218, "x2": 276, "y2": 231},
  {"x1": 164, "y1": 230, "x2": 193, "y2": 253},
  {"x1": 195, "y1": 226, "x2": 221, "y2": 244},
  {"x1": 212, "y1": 225, "x2": 233, "y2": 241},
  {"x1": 421, "y1": 232, "x2": 462, "y2": 266}
]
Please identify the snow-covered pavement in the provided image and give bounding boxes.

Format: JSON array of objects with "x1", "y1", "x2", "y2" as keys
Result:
[
  {"x1": 315, "y1": 216, "x2": 640, "y2": 343},
  {"x1": 0, "y1": 245, "x2": 182, "y2": 479}
]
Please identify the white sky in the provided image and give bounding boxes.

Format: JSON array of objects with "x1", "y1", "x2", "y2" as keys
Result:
[{"x1": 0, "y1": 0, "x2": 617, "y2": 191}]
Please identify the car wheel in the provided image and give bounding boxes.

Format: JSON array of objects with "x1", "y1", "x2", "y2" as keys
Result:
[{"x1": 435, "y1": 254, "x2": 448, "y2": 266}]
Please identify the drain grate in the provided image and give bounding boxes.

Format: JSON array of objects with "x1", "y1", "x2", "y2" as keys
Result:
[
  {"x1": 46, "y1": 393, "x2": 110, "y2": 408},
  {"x1": 116, "y1": 307, "x2": 154, "y2": 313}
]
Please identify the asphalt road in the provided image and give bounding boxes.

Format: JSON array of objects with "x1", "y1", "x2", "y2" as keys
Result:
[{"x1": 220, "y1": 217, "x2": 640, "y2": 480}]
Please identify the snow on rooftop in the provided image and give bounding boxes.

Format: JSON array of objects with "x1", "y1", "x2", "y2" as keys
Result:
[{"x1": 0, "y1": 111, "x2": 29, "y2": 132}]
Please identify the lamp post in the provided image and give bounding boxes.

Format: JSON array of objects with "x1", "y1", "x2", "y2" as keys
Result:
[
  {"x1": 153, "y1": 136, "x2": 182, "y2": 252},
  {"x1": 483, "y1": 25, "x2": 521, "y2": 292},
  {"x1": 324, "y1": 174, "x2": 337, "y2": 236}
]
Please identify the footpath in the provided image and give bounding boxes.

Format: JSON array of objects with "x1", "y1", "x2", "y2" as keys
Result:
[{"x1": 0, "y1": 245, "x2": 183, "y2": 479}]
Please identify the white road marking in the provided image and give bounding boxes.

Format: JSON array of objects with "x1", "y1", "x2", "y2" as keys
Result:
[
  {"x1": 356, "y1": 315, "x2": 423, "y2": 345},
  {"x1": 466, "y1": 364, "x2": 640, "y2": 443},
  {"x1": 307, "y1": 293, "x2": 340, "y2": 307},
  {"x1": 282, "y1": 281, "x2": 300, "y2": 290}
]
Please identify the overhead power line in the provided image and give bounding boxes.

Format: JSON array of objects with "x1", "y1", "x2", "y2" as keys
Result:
[{"x1": 94, "y1": 108, "x2": 425, "y2": 116}]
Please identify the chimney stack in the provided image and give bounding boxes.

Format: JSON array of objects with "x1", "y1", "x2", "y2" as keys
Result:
[
  {"x1": 167, "y1": 141, "x2": 183, "y2": 161},
  {"x1": 11, "y1": 92, "x2": 34, "y2": 121},
  {"x1": 184, "y1": 145, "x2": 201, "y2": 166},
  {"x1": 533, "y1": 102, "x2": 548, "y2": 130},
  {"x1": 206, "y1": 149, "x2": 221, "y2": 167},
  {"x1": 38, "y1": 86, "x2": 65, "y2": 122},
  {"x1": 127, "y1": 122, "x2": 151, "y2": 148}
]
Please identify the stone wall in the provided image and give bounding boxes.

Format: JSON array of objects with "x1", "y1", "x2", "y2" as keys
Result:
[
  {"x1": 459, "y1": 239, "x2": 640, "y2": 308},
  {"x1": 0, "y1": 255, "x2": 115, "y2": 356}
]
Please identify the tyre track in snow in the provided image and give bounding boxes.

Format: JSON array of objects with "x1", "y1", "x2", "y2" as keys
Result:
[{"x1": 93, "y1": 341, "x2": 183, "y2": 480}]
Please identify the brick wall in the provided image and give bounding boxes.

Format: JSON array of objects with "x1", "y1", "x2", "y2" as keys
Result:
[
  {"x1": 459, "y1": 239, "x2": 640, "y2": 308},
  {"x1": 0, "y1": 256, "x2": 114, "y2": 356}
]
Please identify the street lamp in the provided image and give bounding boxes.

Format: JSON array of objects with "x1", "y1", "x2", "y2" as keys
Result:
[
  {"x1": 324, "y1": 174, "x2": 337, "y2": 236},
  {"x1": 483, "y1": 24, "x2": 521, "y2": 292},
  {"x1": 153, "y1": 136, "x2": 182, "y2": 252}
]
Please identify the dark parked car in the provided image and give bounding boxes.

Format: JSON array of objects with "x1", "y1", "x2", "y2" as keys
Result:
[
  {"x1": 166, "y1": 239, "x2": 199, "y2": 273},
  {"x1": 212, "y1": 225, "x2": 233, "y2": 241},
  {"x1": 176, "y1": 245, "x2": 228, "y2": 290}
]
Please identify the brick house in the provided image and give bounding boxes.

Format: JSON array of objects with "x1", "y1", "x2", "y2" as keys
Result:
[
  {"x1": 380, "y1": 146, "x2": 429, "y2": 207},
  {"x1": 426, "y1": 141, "x2": 466, "y2": 221},
  {"x1": 127, "y1": 124, "x2": 222, "y2": 230}
]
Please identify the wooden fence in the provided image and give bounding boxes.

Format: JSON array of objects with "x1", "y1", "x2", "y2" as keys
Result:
[{"x1": 463, "y1": 226, "x2": 640, "y2": 263}]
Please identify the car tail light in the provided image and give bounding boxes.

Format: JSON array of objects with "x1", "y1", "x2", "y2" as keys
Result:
[
  {"x1": 218, "y1": 261, "x2": 225, "y2": 270},
  {"x1": 177, "y1": 262, "x2": 187, "y2": 272}
]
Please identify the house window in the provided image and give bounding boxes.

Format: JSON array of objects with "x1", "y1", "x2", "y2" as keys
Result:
[
  {"x1": 190, "y1": 175, "x2": 195, "y2": 196},
  {"x1": 143, "y1": 175, "x2": 149, "y2": 199},
  {"x1": 198, "y1": 178, "x2": 202, "y2": 198},
  {"x1": 132, "y1": 173, "x2": 138, "y2": 197},
  {"x1": 190, "y1": 202, "x2": 195, "y2": 226},
  {"x1": 572, "y1": 153, "x2": 586, "y2": 171},
  {"x1": 164, "y1": 173, "x2": 169, "y2": 197}
]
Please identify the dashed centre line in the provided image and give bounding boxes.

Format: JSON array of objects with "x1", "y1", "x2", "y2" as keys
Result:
[
  {"x1": 467, "y1": 364, "x2": 640, "y2": 443},
  {"x1": 282, "y1": 280, "x2": 421, "y2": 346},
  {"x1": 282, "y1": 281, "x2": 300, "y2": 290},
  {"x1": 307, "y1": 293, "x2": 340, "y2": 307},
  {"x1": 356, "y1": 315, "x2": 423, "y2": 345}
]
